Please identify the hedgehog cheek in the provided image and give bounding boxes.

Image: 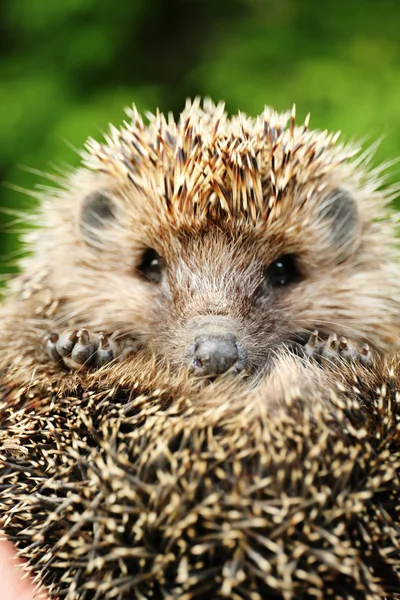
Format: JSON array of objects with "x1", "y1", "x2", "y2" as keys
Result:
[
  {"x1": 319, "y1": 188, "x2": 360, "y2": 262},
  {"x1": 80, "y1": 190, "x2": 116, "y2": 248}
]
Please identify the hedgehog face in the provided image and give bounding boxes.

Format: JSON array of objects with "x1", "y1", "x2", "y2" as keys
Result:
[
  {"x1": 25, "y1": 100, "x2": 400, "y2": 378},
  {"x1": 61, "y1": 180, "x2": 366, "y2": 378}
]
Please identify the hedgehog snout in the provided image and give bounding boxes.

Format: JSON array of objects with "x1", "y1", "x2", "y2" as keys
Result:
[
  {"x1": 185, "y1": 333, "x2": 247, "y2": 376},
  {"x1": 184, "y1": 317, "x2": 247, "y2": 376}
]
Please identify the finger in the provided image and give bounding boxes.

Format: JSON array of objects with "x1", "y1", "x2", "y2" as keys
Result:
[{"x1": 0, "y1": 537, "x2": 48, "y2": 599}]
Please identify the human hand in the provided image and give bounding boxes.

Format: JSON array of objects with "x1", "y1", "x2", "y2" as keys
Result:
[{"x1": 0, "y1": 537, "x2": 48, "y2": 599}]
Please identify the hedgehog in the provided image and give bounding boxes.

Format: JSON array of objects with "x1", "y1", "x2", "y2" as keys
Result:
[
  {"x1": 1, "y1": 99, "x2": 400, "y2": 598},
  {"x1": 0, "y1": 98, "x2": 399, "y2": 389}
]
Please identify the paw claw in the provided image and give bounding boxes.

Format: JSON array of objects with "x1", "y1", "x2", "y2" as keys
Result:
[
  {"x1": 338, "y1": 337, "x2": 358, "y2": 361},
  {"x1": 95, "y1": 332, "x2": 114, "y2": 367},
  {"x1": 46, "y1": 328, "x2": 115, "y2": 371},
  {"x1": 327, "y1": 333, "x2": 339, "y2": 350},
  {"x1": 360, "y1": 343, "x2": 373, "y2": 367},
  {"x1": 321, "y1": 333, "x2": 339, "y2": 361},
  {"x1": 56, "y1": 330, "x2": 78, "y2": 357},
  {"x1": 46, "y1": 332, "x2": 62, "y2": 362},
  {"x1": 304, "y1": 330, "x2": 320, "y2": 357},
  {"x1": 304, "y1": 331, "x2": 374, "y2": 367},
  {"x1": 70, "y1": 329, "x2": 97, "y2": 366}
]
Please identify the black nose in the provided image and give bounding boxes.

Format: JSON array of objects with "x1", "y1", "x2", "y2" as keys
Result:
[{"x1": 185, "y1": 333, "x2": 247, "y2": 376}]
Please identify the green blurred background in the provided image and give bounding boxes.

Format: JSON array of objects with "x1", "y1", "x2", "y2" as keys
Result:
[{"x1": 1, "y1": 0, "x2": 400, "y2": 280}]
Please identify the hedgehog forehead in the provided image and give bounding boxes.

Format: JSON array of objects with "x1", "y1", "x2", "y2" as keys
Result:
[
  {"x1": 83, "y1": 100, "x2": 357, "y2": 226},
  {"x1": 131, "y1": 215, "x2": 296, "y2": 274},
  {"x1": 142, "y1": 224, "x2": 269, "y2": 282}
]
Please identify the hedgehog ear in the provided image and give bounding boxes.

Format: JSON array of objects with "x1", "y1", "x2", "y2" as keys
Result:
[
  {"x1": 319, "y1": 188, "x2": 359, "y2": 259},
  {"x1": 80, "y1": 191, "x2": 116, "y2": 247}
]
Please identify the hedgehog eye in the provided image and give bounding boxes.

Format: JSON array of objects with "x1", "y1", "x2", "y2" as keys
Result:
[
  {"x1": 137, "y1": 249, "x2": 166, "y2": 283},
  {"x1": 265, "y1": 254, "x2": 300, "y2": 287}
]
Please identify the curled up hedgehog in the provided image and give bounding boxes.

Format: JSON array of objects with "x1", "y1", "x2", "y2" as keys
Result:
[{"x1": 1, "y1": 98, "x2": 400, "y2": 599}]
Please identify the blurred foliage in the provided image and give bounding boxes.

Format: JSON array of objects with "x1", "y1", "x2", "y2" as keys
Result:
[{"x1": 1, "y1": 0, "x2": 400, "y2": 277}]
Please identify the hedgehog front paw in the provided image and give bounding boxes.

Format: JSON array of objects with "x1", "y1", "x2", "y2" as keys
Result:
[
  {"x1": 45, "y1": 329, "x2": 115, "y2": 370},
  {"x1": 304, "y1": 330, "x2": 373, "y2": 367}
]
